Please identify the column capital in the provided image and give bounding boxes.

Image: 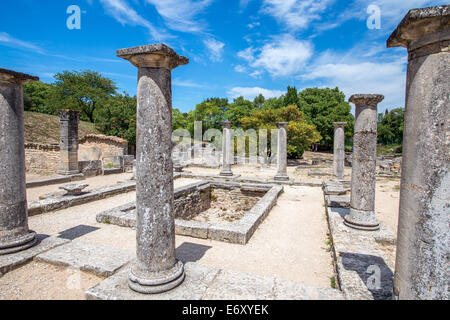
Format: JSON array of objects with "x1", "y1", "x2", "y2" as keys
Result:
[
  {"x1": 117, "y1": 43, "x2": 189, "y2": 70},
  {"x1": 0, "y1": 68, "x2": 39, "y2": 85},
  {"x1": 333, "y1": 122, "x2": 347, "y2": 128},
  {"x1": 349, "y1": 94, "x2": 384, "y2": 106},
  {"x1": 387, "y1": 5, "x2": 450, "y2": 51},
  {"x1": 277, "y1": 122, "x2": 289, "y2": 128},
  {"x1": 58, "y1": 110, "x2": 80, "y2": 122},
  {"x1": 221, "y1": 121, "x2": 231, "y2": 129}
]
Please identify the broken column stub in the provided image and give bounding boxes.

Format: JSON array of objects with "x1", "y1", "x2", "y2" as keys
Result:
[
  {"x1": 58, "y1": 110, "x2": 80, "y2": 175},
  {"x1": 220, "y1": 121, "x2": 233, "y2": 177},
  {"x1": 345, "y1": 94, "x2": 384, "y2": 231},
  {"x1": 117, "y1": 44, "x2": 189, "y2": 294},
  {"x1": 333, "y1": 122, "x2": 347, "y2": 180},
  {"x1": 274, "y1": 122, "x2": 289, "y2": 181},
  {"x1": 387, "y1": 5, "x2": 450, "y2": 300},
  {"x1": 0, "y1": 68, "x2": 39, "y2": 255}
]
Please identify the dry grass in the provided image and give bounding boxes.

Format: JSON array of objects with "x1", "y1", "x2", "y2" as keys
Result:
[{"x1": 24, "y1": 111, "x2": 100, "y2": 144}]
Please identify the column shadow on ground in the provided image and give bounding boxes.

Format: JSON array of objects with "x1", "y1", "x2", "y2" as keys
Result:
[
  {"x1": 176, "y1": 242, "x2": 212, "y2": 263},
  {"x1": 57, "y1": 225, "x2": 100, "y2": 240},
  {"x1": 340, "y1": 251, "x2": 394, "y2": 300}
]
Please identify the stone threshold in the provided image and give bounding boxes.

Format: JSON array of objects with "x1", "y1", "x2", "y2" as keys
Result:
[
  {"x1": 26, "y1": 174, "x2": 85, "y2": 188},
  {"x1": 28, "y1": 182, "x2": 137, "y2": 216},
  {"x1": 97, "y1": 181, "x2": 284, "y2": 245},
  {"x1": 0, "y1": 235, "x2": 70, "y2": 277},
  {"x1": 322, "y1": 181, "x2": 397, "y2": 300},
  {"x1": 86, "y1": 261, "x2": 344, "y2": 300}
]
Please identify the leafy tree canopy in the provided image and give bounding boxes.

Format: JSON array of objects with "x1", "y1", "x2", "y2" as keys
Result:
[{"x1": 377, "y1": 108, "x2": 404, "y2": 145}]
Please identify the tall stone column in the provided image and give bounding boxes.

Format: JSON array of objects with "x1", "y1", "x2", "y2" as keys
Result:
[
  {"x1": 344, "y1": 94, "x2": 384, "y2": 231},
  {"x1": 333, "y1": 122, "x2": 347, "y2": 180},
  {"x1": 0, "y1": 68, "x2": 38, "y2": 255},
  {"x1": 274, "y1": 122, "x2": 289, "y2": 181},
  {"x1": 387, "y1": 5, "x2": 449, "y2": 300},
  {"x1": 117, "y1": 44, "x2": 189, "y2": 294},
  {"x1": 220, "y1": 121, "x2": 233, "y2": 176},
  {"x1": 57, "y1": 110, "x2": 80, "y2": 175}
]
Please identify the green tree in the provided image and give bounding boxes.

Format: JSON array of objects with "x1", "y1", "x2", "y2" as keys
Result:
[
  {"x1": 298, "y1": 87, "x2": 354, "y2": 150},
  {"x1": 241, "y1": 105, "x2": 321, "y2": 158},
  {"x1": 261, "y1": 96, "x2": 284, "y2": 110},
  {"x1": 23, "y1": 81, "x2": 56, "y2": 115},
  {"x1": 284, "y1": 86, "x2": 299, "y2": 107},
  {"x1": 94, "y1": 93, "x2": 137, "y2": 147},
  {"x1": 253, "y1": 94, "x2": 265, "y2": 109},
  {"x1": 192, "y1": 97, "x2": 229, "y2": 133},
  {"x1": 225, "y1": 96, "x2": 255, "y2": 127},
  {"x1": 378, "y1": 108, "x2": 405, "y2": 145},
  {"x1": 50, "y1": 70, "x2": 117, "y2": 122}
]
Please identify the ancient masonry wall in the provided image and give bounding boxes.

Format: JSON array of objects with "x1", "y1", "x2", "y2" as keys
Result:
[{"x1": 25, "y1": 134, "x2": 128, "y2": 175}]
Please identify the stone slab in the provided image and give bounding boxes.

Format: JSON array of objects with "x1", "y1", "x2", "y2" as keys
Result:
[
  {"x1": 86, "y1": 262, "x2": 220, "y2": 300},
  {"x1": 86, "y1": 262, "x2": 344, "y2": 300},
  {"x1": 325, "y1": 207, "x2": 396, "y2": 300},
  {"x1": 0, "y1": 235, "x2": 69, "y2": 276},
  {"x1": 28, "y1": 182, "x2": 136, "y2": 216},
  {"x1": 36, "y1": 241, "x2": 134, "y2": 277},
  {"x1": 325, "y1": 195, "x2": 351, "y2": 208},
  {"x1": 323, "y1": 182, "x2": 350, "y2": 195},
  {"x1": 26, "y1": 174, "x2": 85, "y2": 188}
]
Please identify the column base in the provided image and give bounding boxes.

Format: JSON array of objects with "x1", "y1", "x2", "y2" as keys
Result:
[
  {"x1": 0, "y1": 231, "x2": 37, "y2": 255},
  {"x1": 128, "y1": 260, "x2": 185, "y2": 294},
  {"x1": 57, "y1": 170, "x2": 80, "y2": 176},
  {"x1": 220, "y1": 170, "x2": 234, "y2": 177},
  {"x1": 274, "y1": 175, "x2": 290, "y2": 182},
  {"x1": 344, "y1": 208, "x2": 380, "y2": 231}
]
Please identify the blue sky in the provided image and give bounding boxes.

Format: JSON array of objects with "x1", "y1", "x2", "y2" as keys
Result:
[{"x1": 0, "y1": 0, "x2": 447, "y2": 113}]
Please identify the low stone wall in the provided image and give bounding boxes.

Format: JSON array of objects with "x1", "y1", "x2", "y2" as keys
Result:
[
  {"x1": 24, "y1": 134, "x2": 129, "y2": 175},
  {"x1": 79, "y1": 134, "x2": 128, "y2": 161},
  {"x1": 173, "y1": 182, "x2": 211, "y2": 220},
  {"x1": 25, "y1": 143, "x2": 60, "y2": 175}
]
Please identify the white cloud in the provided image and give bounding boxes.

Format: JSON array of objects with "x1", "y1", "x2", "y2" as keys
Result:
[
  {"x1": 238, "y1": 34, "x2": 313, "y2": 77},
  {"x1": 228, "y1": 87, "x2": 285, "y2": 100},
  {"x1": 303, "y1": 48, "x2": 408, "y2": 110},
  {"x1": 247, "y1": 21, "x2": 261, "y2": 29},
  {"x1": 173, "y1": 78, "x2": 204, "y2": 88},
  {"x1": 203, "y1": 38, "x2": 225, "y2": 62},
  {"x1": 145, "y1": 0, "x2": 213, "y2": 33},
  {"x1": 0, "y1": 32, "x2": 44, "y2": 53},
  {"x1": 261, "y1": 0, "x2": 334, "y2": 30},
  {"x1": 234, "y1": 65, "x2": 247, "y2": 73},
  {"x1": 99, "y1": 0, "x2": 170, "y2": 40}
]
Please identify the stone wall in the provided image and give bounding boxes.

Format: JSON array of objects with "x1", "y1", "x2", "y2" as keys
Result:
[
  {"x1": 24, "y1": 134, "x2": 129, "y2": 175},
  {"x1": 25, "y1": 143, "x2": 60, "y2": 175},
  {"x1": 79, "y1": 134, "x2": 128, "y2": 161},
  {"x1": 173, "y1": 182, "x2": 211, "y2": 220}
]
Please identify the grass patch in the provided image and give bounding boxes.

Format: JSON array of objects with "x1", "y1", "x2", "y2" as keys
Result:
[{"x1": 330, "y1": 277, "x2": 337, "y2": 289}]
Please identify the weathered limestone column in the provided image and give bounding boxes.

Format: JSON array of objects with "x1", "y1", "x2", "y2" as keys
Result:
[
  {"x1": 345, "y1": 94, "x2": 384, "y2": 231},
  {"x1": 57, "y1": 110, "x2": 80, "y2": 175},
  {"x1": 220, "y1": 121, "x2": 233, "y2": 176},
  {"x1": 387, "y1": 5, "x2": 450, "y2": 300},
  {"x1": 333, "y1": 122, "x2": 347, "y2": 180},
  {"x1": 274, "y1": 122, "x2": 289, "y2": 181},
  {"x1": 117, "y1": 44, "x2": 189, "y2": 294},
  {"x1": 0, "y1": 68, "x2": 38, "y2": 255}
]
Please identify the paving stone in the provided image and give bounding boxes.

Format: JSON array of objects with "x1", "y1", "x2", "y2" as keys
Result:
[
  {"x1": 323, "y1": 182, "x2": 350, "y2": 195},
  {"x1": 36, "y1": 241, "x2": 134, "y2": 277},
  {"x1": 0, "y1": 235, "x2": 69, "y2": 276},
  {"x1": 274, "y1": 278, "x2": 344, "y2": 300},
  {"x1": 325, "y1": 195, "x2": 351, "y2": 208},
  {"x1": 202, "y1": 269, "x2": 276, "y2": 300},
  {"x1": 86, "y1": 262, "x2": 220, "y2": 300}
]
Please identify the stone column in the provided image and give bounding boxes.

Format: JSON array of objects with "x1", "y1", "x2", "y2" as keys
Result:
[
  {"x1": 344, "y1": 94, "x2": 384, "y2": 231},
  {"x1": 387, "y1": 5, "x2": 449, "y2": 300},
  {"x1": 274, "y1": 122, "x2": 289, "y2": 181},
  {"x1": 57, "y1": 110, "x2": 80, "y2": 175},
  {"x1": 333, "y1": 122, "x2": 347, "y2": 180},
  {"x1": 220, "y1": 121, "x2": 233, "y2": 176},
  {"x1": 0, "y1": 68, "x2": 38, "y2": 255},
  {"x1": 117, "y1": 44, "x2": 189, "y2": 294}
]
